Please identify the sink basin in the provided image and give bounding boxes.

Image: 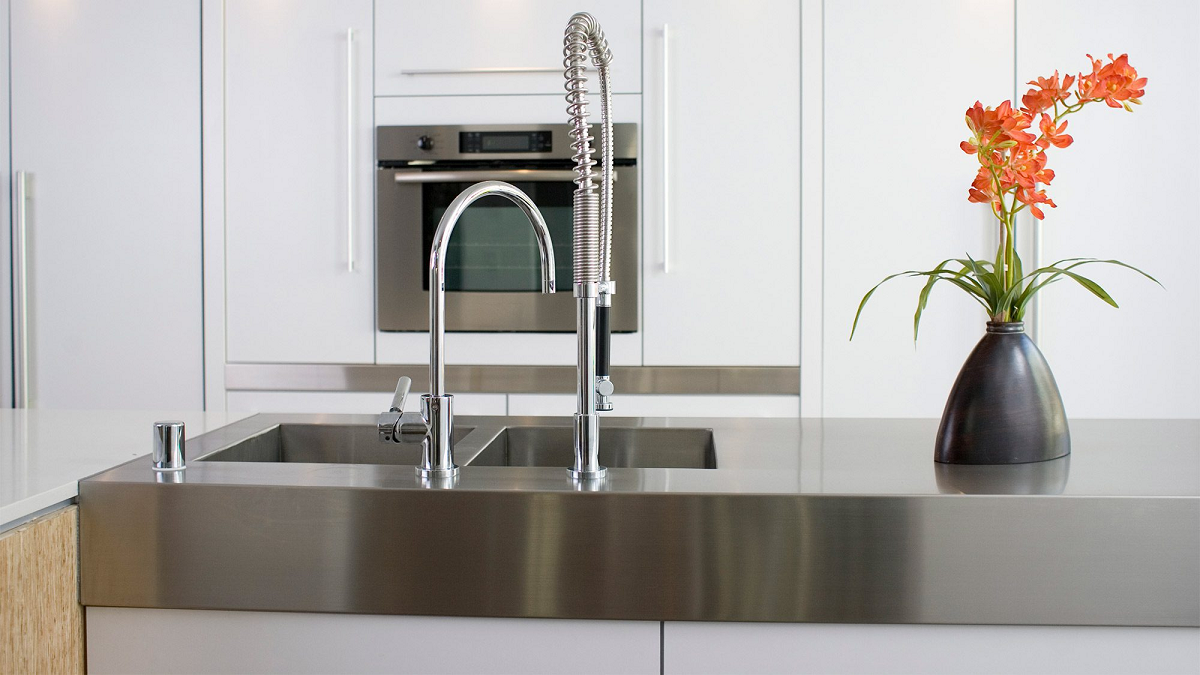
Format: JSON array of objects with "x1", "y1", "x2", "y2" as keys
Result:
[
  {"x1": 199, "y1": 423, "x2": 474, "y2": 465},
  {"x1": 467, "y1": 426, "x2": 717, "y2": 469}
]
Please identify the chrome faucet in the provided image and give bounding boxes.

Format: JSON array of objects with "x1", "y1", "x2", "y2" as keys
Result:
[
  {"x1": 378, "y1": 181, "x2": 555, "y2": 478},
  {"x1": 563, "y1": 12, "x2": 616, "y2": 480}
]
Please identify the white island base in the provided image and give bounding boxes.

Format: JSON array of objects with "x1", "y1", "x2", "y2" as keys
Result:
[{"x1": 86, "y1": 607, "x2": 1198, "y2": 674}]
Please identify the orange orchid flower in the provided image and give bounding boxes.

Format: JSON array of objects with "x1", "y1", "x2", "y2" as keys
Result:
[
  {"x1": 1038, "y1": 114, "x2": 1073, "y2": 149},
  {"x1": 1022, "y1": 71, "x2": 1076, "y2": 116},
  {"x1": 1078, "y1": 53, "x2": 1147, "y2": 110},
  {"x1": 852, "y1": 53, "x2": 1154, "y2": 337}
]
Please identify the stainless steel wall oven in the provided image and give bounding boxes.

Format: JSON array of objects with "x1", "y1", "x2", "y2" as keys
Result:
[{"x1": 376, "y1": 124, "x2": 638, "y2": 332}]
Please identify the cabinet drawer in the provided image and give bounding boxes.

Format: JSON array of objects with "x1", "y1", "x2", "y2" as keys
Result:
[{"x1": 375, "y1": 0, "x2": 641, "y2": 96}]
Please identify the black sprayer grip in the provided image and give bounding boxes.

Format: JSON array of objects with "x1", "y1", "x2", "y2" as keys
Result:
[{"x1": 596, "y1": 305, "x2": 611, "y2": 378}]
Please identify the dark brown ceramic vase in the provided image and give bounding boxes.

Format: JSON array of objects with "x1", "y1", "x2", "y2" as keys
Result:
[{"x1": 934, "y1": 321, "x2": 1070, "y2": 464}]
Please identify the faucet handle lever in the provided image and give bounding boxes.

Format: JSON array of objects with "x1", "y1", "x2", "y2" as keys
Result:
[
  {"x1": 378, "y1": 376, "x2": 411, "y2": 443},
  {"x1": 389, "y1": 376, "x2": 412, "y2": 412},
  {"x1": 380, "y1": 377, "x2": 430, "y2": 444}
]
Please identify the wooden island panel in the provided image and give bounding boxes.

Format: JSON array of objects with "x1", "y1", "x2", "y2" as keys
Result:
[{"x1": 0, "y1": 506, "x2": 84, "y2": 674}]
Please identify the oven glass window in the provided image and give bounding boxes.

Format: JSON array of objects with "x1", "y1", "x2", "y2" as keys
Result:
[{"x1": 422, "y1": 181, "x2": 574, "y2": 292}]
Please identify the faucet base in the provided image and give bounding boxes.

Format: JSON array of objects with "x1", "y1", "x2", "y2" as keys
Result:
[
  {"x1": 415, "y1": 466, "x2": 460, "y2": 480},
  {"x1": 567, "y1": 466, "x2": 608, "y2": 481},
  {"x1": 569, "y1": 412, "x2": 607, "y2": 480}
]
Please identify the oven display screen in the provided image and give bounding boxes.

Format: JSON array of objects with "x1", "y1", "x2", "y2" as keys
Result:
[{"x1": 460, "y1": 131, "x2": 552, "y2": 154}]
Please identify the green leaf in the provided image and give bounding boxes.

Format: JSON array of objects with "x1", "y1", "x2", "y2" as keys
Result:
[
  {"x1": 993, "y1": 249, "x2": 1026, "y2": 318},
  {"x1": 914, "y1": 261, "x2": 950, "y2": 342},
  {"x1": 1057, "y1": 269, "x2": 1120, "y2": 308},
  {"x1": 958, "y1": 255, "x2": 1001, "y2": 311},
  {"x1": 850, "y1": 271, "x2": 912, "y2": 341},
  {"x1": 851, "y1": 265, "x2": 991, "y2": 341},
  {"x1": 1013, "y1": 258, "x2": 1162, "y2": 314}
]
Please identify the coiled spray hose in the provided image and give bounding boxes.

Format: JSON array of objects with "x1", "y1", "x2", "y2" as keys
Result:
[
  {"x1": 563, "y1": 12, "x2": 614, "y2": 289},
  {"x1": 564, "y1": 12, "x2": 614, "y2": 385}
]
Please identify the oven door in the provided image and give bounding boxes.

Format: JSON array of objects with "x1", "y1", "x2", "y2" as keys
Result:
[{"x1": 377, "y1": 167, "x2": 638, "y2": 332}]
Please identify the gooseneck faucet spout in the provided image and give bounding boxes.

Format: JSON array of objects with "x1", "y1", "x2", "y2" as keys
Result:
[
  {"x1": 378, "y1": 181, "x2": 555, "y2": 479},
  {"x1": 429, "y1": 181, "x2": 556, "y2": 398},
  {"x1": 564, "y1": 12, "x2": 616, "y2": 480}
]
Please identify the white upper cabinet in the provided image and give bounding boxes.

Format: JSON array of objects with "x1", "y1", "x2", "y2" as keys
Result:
[
  {"x1": 820, "y1": 0, "x2": 1014, "y2": 416},
  {"x1": 9, "y1": 0, "x2": 203, "y2": 409},
  {"x1": 640, "y1": 0, "x2": 800, "y2": 366},
  {"x1": 374, "y1": 0, "x2": 641, "y2": 96},
  {"x1": 1016, "y1": 0, "x2": 1200, "y2": 418},
  {"x1": 224, "y1": 1, "x2": 375, "y2": 364}
]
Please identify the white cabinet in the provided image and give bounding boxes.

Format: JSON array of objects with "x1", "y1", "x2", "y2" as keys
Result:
[
  {"x1": 814, "y1": 0, "x2": 1200, "y2": 419},
  {"x1": 663, "y1": 622, "x2": 1199, "y2": 674},
  {"x1": 819, "y1": 0, "x2": 1013, "y2": 417},
  {"x1": 87, "y1": 608, "x2": 660, "y2": 674},
  {"x1": 223, "y1": 1, "x2": 375, "y2": 364},
  {"x1": 640, "y1": 0, "x2": 800, "y2": 367},
  {"x1": 1015, "y1": 0, "x2": 1200, "y2": 418},
  {"x1": 9, "y1": 0, "x2": 203, "y2": 409},
  {"x1": 0, "y1": 2, "x2": 10, "y2": 410},
  {"x1": 374, "y1": 0, "x2": 641, "y2": 97}
]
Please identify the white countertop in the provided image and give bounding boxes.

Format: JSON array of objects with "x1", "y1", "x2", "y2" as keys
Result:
[{"x1": 0, "y1": 409, "x2": 250, "y2": 529}]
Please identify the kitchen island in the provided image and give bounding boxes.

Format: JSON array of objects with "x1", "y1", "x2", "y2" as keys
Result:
[
  {"x1": 0, "y1": 409, "x2": 250, "y2": 673},
  {"x1": 79, "y1": 415, "x2": 1199, "y2": 673}
]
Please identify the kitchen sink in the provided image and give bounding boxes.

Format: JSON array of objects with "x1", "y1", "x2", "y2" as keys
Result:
[
  {"x1": 196, "y1": 420, "x2": 714, "y2": 469},
  {"x1": 467, "y1": 426, "x2": 717, "y2": 469},
  {"x1": 199, "y1": 423, "x2": 474, "y2": 465}
]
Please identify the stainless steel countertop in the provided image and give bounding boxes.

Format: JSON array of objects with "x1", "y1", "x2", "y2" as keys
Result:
[{"x1": 80, "y1": 415, "x2": 1200, "y2": 626}]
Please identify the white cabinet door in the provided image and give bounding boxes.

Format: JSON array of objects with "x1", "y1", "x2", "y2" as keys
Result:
[
  {"x1": 224, "y1": 1, "x2": 375, "y2": 364},
  {"x1": 641, "y1": 0, "x2": 800, "y2": 366},
  {"x1": 820, "y1": 0, "x2": 1014, "y2": 417},
  {"x1": 663, "y1": 622, "x2": 1199, "y2": 675},
  {"x1": 375, "y1": 0, "x2": 641, "y2": 97},
  {"x1": 10, "y1": 0, "x2": 203, "y2": 409},
  {"x1": 0, "y1": 1, "x2": 10, "y2": 410},
  {"x1": 1016, "y1": 0, "x2": 1200, "y2": 418}
]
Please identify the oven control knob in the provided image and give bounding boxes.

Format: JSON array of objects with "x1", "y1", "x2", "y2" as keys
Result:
[{"x1": 416, "y1": 135, "x2": 434, "y2": 151}]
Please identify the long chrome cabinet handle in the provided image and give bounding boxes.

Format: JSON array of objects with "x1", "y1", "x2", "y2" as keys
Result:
[
  {"x1": 1030, "y1": 210, "x2": 1042, "y2": 342},
  {"x1": 661, "y1": 24, "x2": 671, "y2": 274},
  {"x1": 393, "y1": 169, "x2": 617, "y2": 184},
  {"x1": 400, "y1": 67, "x2": 560, "y2": 76},
  {"x1": 346, "y1": 27, "x2": 355, "y2": 272},
  {"x1": 12, "y1": 172, "x2": 30, "y2": 408}
]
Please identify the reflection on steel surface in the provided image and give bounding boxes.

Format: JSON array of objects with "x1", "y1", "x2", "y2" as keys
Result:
[{"x1": 935, "y1": 455, "x2": 1070, "y2": 495}]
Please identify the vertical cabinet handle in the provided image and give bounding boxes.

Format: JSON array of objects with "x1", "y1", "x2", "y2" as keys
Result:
[
  {"x1": 12, "y1": 172, "x2": 30, "y2": 408},
  {"x1": 346, "y1": 27, "x2": 356, "y2": 272},
  {"x1": 661, "y1": 24, "x2": 671, "y2": 274},
  {"x1": 1030, "y1": 211, "x2": 1043, "y2": 342}
]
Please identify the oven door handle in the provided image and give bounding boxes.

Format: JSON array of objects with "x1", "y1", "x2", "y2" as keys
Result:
[{"x1": 392, "y1": 169, "x2": 616, "y2": 183}]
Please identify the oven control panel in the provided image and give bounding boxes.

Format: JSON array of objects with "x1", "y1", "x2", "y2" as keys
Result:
[{"x1": 460, "y1": 130, "x2": 552, "y2": 154}]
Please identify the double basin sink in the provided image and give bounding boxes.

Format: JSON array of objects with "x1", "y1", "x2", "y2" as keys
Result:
[{"x1": 197, "y1": 421, "x2": 718, "y2": 470}]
